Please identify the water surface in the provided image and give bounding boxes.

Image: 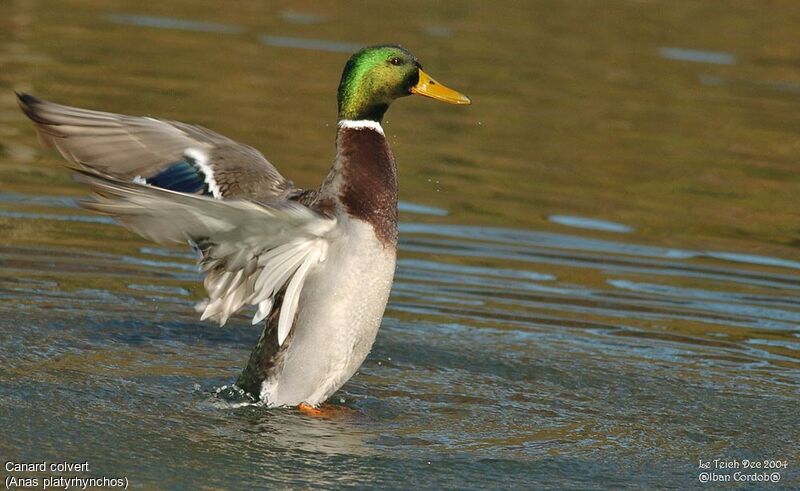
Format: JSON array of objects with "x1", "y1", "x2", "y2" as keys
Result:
[{"x1": 1, "y1": 1, "x2": 799, "y2": 489}]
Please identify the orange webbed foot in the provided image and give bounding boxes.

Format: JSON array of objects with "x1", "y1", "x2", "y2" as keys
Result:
[
  {"x1": 298, "y1": 402, "x2": 325, "y2": 417},
  {"x1": 297, "y1": 402, "x2": 357, "y2": 419}
]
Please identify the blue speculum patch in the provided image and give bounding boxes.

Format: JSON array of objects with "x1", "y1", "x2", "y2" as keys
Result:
[{"x1": 146, "y1": 158, "x2": 211, "y2": 195}]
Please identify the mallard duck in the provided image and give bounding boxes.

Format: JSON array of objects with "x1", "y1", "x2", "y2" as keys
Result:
[{"x1": 17, "y1": 44, "x2": 470, "y2": 413}]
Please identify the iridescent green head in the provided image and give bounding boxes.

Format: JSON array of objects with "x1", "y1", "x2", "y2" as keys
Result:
[{"x1": 337, "y1": 44, "x2": 471, "y2": 122}]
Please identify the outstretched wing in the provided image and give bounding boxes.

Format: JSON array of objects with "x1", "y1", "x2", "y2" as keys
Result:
[
  {"x1": 17, "y1": 93, "x2": 293, "y2": 201},
  {"x1": 78, "y1": 169, "x2": 335, "y2": 346}
]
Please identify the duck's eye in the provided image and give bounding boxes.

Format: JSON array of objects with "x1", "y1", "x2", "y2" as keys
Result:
[{"x1": 389, "y1": 57, "x2": 403, "y2": 66}]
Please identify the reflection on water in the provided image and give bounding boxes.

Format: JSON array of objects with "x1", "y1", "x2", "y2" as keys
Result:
[
  {"x1": 258, "y1": 35, "x2": 362, "y2": 54},
  {"x1": 1, "y1": 0, "x2": 800, "y2": 488},
  {"x1": 278, "y1": 10, "x2": 329, "y2": 26},
  {"x1": 548, "y1": 214, "x2": 633, "y2": 233},
  {"x1": 107, "y1": 12, "x2": 363, "y2": 54},
  {"x1": 659, "y1": 47, "x2": 736, "y2": 65},
  {"x1": 106, "y1": 14, "x2": 245, "y2": 34}
]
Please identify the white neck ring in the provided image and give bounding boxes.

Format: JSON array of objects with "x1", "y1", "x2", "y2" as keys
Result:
[{"x1": 337, "y1": 119, "x2": 385, "y2": 136}]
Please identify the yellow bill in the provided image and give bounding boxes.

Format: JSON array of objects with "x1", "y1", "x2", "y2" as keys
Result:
[{"x1": 411, "y1": 69, "x2": 471, "y2": 105}]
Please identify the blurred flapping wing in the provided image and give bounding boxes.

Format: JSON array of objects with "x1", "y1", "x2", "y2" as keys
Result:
[
  {"x1": 79, "y1": 170, "x2": 335, "y2": 345},
  {"x1": 17, "y1": 93, "x2": 292, "y2": 201}
]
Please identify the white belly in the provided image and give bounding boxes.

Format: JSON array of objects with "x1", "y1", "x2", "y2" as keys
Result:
[{"x1": 260, "y1": 219, "x2": 396, "y2": 406}]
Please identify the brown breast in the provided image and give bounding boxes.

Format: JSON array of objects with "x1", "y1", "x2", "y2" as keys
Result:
[{"x1": 335, "y1": 126, "x2": 398, "y2": 248}]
